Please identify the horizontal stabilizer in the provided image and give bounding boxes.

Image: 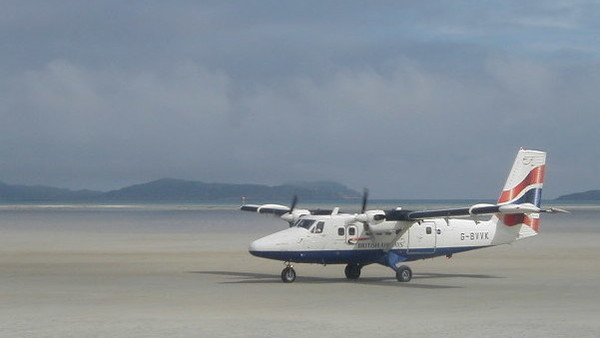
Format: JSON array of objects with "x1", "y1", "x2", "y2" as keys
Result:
[
  {"x1": 498, "y1": 203, "x2": 540, "y2": 214},
  {"x1": 539, "y1": 207, "x2": 570, "y2": 214}
]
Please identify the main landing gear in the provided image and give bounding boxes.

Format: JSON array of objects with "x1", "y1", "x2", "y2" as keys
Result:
[
  {"x1": 344, "y1": 264, "x2": 362, "y2": 280},
  {"x1": 345, "y1": 263, "x2": 412, "y2": 282},
  {"x1": 395, "y1": 265, "x2": 412, "y2": 282},
  {"x1": 281, "y1": 263, "x2": 296, "y2": 283}
]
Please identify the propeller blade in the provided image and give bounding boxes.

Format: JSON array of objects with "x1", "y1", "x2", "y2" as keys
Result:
[
  {"x1": 360, "y1": 188, "x2": 371, "y2": 233},
  {"x1": 290, "y1": 194, "x2": 298, "y2": 213},
  {"x1": 361, "y1": 188, "x2": 369, "y2": 213}
]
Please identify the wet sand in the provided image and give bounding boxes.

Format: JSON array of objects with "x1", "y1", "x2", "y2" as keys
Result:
[{"x1": 1, "y1": 209, "x2": 599, "y2": 337}]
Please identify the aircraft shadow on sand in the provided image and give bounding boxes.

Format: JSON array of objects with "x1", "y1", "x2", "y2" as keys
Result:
[{"x1": 190, "y1": 270, "x2": 502, "y2": 289}]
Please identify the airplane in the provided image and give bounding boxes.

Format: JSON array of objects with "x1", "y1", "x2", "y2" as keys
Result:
[{"x1": 241, "y1": 148, "x2": 568, "y2": 283}]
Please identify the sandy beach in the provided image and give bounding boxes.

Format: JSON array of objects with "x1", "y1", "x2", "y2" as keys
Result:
[{"x1": 1, "y1": 206, "x2": 599, "y2": 337}]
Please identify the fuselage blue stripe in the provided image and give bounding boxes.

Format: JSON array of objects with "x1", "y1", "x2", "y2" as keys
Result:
[{"x1": 249, "y1": 246, "x2": 490, "y2": 265}]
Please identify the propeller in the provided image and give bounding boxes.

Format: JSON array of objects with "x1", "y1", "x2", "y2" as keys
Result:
[
  {"x1": 354, "y1": 188, "x2": 387, "y2": 233},
  {"x1": 357, "y1": 188, "x2": 371, "y2": 233},
  {"x1": 281, "y1": 194, "x2": 308, "y2": 226}
]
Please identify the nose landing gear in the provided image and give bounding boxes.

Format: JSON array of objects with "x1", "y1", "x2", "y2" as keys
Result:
[{"x1": 281, "y1": 262, "x2": 296, "y2": 283}]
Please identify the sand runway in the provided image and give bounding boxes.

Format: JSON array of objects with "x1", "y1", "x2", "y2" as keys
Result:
[{"x1": 1, "y1": 207, "x2": 599, "y2": 337}]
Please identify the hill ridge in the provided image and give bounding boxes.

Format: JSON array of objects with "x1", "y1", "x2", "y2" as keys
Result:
[
  {"x1": 555, "y1": 190, "x2": 600, "y2": 201},
  {"x1": 0, "y1": 179, "x2": 361, "y2": 202}
]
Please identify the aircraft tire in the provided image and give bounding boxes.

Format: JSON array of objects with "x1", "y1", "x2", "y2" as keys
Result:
[
  {"x1": 281, "y1": 267, "x2": 296, "y2": 283},
  {"x1": 344, "y1": 264, "x2": 361, "y2": 280},
  {"x1": 396, "y1": 265, "x2": 412, "y2": 282}
]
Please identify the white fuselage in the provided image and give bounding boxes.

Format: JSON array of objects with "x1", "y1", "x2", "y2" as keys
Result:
[{"x1": 249, "y1": 214, "x2": 525, "y2": 265}]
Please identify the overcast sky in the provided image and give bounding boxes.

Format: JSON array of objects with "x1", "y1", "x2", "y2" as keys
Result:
[{"x1": 1, "y1": 1, "x2": 599, "y2": 199}]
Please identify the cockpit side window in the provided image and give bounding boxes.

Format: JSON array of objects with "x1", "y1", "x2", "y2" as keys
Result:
[
  {"x1": 296, "y1": 219, "x2": 316, "y2": 230},
  {"x1": 311, "y1": 221, "x2": 325, "y2": 233}
]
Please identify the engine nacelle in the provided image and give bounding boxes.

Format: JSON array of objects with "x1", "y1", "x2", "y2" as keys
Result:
[
  {"x1": 354, "y1": 210, "x2": 386, "y2": 225},
  {"x1": 281, "y1": 209, "x2": 310, "y2": 223},
  {"x1": 257, "y1": 204, "x2": 289, "y2": 214},
  {"x1": 367, "y1": 220, "x2": 399, "y2": 233}
]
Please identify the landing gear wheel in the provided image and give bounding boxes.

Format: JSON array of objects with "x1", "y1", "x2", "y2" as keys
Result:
[
  {"x1": 396, "y1": 265, "x2": 412, "y2": 282},
  {"x1": 344, "y1": 264, "x2": 361, "y2": 280},
  {"x1": 281, "y1": 266, "x2": 296, "y2": 283}
]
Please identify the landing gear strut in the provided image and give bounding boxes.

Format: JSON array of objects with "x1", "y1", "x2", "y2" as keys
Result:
[
  {"x1": 281, "y1": 262, "x2": 296, "y2": 283},
  {"x1": 344, "y1": 264, "x2": 362, "y2": 280},
  {"x1": 396, "y1": 265, "x2": 412, "y2": 282}
]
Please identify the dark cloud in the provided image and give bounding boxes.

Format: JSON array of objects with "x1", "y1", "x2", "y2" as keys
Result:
[{"x1": 1, "y1": 1, "x2": 599, "y2": 198}]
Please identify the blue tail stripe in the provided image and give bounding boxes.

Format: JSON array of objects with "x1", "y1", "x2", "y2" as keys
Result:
[{"x1": 509, "y1": 187, "x2": 542, "y2": 207}]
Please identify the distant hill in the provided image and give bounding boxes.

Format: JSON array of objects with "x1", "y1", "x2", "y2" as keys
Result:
[
  {"x1": 556, "y1": 190, "x2": 600, "y2": 201},
  {"x1": 0, "y1": 181, "x2": 102, "y2": 202},
  {"x1": 0, "y1": 179, "x2": 361, "y2": 202},
  {"x1": 102, "y1": 179, "x2": 361, "y2": 201}
]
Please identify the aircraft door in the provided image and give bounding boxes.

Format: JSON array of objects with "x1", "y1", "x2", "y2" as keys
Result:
[
  {"x1": 345, "y1": 225, "x2": 358, "y2": 245},
  {"x1": 407, "y1": 221, "x2": 436, "y2": 254},
  {"x1": 335, "y1": 225, "x2": 347, "y2": 246}
]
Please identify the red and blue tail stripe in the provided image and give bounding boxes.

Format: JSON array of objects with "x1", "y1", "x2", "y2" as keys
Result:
[
  {"x1": 497, "y1": 165, "x2": 545, "y2": 206},
  {"x1": 498, "y1": 165, "x2": 545, "y2": 231}
]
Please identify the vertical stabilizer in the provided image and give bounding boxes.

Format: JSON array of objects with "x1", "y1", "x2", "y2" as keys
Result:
[{"x1": 497, "y1": 148, "x2": 546, "y2": 237}]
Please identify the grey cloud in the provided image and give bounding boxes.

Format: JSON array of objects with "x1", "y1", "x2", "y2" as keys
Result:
[{"x1": 1, "y1": 1, "x2": 600, "y2": 199}]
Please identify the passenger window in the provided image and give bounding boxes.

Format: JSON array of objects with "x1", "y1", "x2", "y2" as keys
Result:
[
  {"x1": 426, "y1": 226, "x2": 432, "y2": 235},
  {"x1": 312, "y1": 222, "x2": 325, "y2": 234},
  {"x1": 338, "y1": 227, "x2": 345, "y2": 236},
  {"x1": 348, "y1": 227, "x2": 356, "y2": 236}
]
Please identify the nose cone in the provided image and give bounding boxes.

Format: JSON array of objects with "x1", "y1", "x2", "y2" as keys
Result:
[
  {"x1": 248, "y1": 237, "x2": 270, "y2": 256},
  {"x1": 248, "y1": 228, "x2": 304, "y2": 259}
]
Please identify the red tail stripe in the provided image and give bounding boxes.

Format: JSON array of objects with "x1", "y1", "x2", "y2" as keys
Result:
[
  {"x1": 502, "y1": 214, "x2": 540, "y2": 231},
  {"x1": 498, "y1": 165, "x2": 545, "y2": 203}
]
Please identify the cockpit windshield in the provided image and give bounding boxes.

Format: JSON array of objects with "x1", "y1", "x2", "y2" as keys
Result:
[{"x1": 295, "y1": 219, "x2": 316, "y2": 230}]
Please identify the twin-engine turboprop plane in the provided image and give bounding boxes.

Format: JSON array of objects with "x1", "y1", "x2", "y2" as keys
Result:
[{"x1": 241, "y1": 149, "x2": 567, "y2": 283}]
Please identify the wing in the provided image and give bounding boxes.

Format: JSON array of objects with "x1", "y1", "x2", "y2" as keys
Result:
[
  {"x1": 384, "y1": 203, "x2": 568, "y2": 221},
  {"x1": 241, "y1": 203, "x2": 337, "y2": 226}
]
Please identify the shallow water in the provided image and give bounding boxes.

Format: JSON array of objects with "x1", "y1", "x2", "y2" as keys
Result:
[
  {"x1": 0, "y1": 202, "x2": 594, "y2": 233},
  {"x1": 0, "y1": 206, "x2": 281, "y2": 234}
]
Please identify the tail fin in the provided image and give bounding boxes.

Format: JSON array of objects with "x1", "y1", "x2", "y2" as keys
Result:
[{"x1": 497, "y1": 148, "x2": 546, "y2": 233}]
